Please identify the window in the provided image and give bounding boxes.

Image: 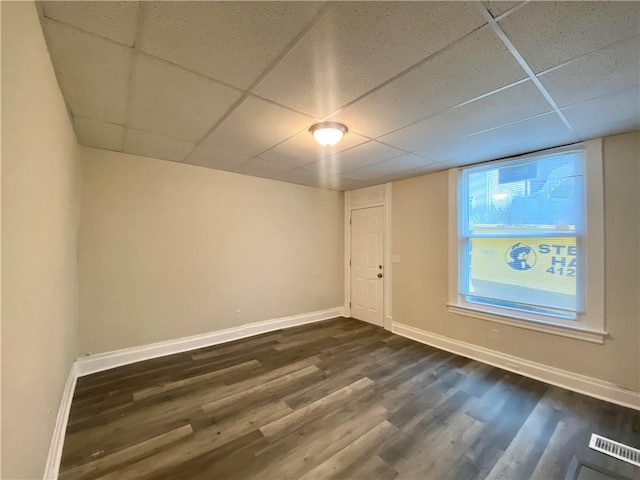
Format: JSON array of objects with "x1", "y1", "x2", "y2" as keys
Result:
[{"x1": 448, "y1": 140, "x2": 605, "y2": 343}]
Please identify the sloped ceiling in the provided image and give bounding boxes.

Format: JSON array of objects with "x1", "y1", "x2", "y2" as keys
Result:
[{"x1": 39, "y1": 1, "x2": 640, "y2": 191}]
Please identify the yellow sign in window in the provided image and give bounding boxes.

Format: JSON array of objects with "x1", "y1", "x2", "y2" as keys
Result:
[{"x1": 468, "y1": 236, "x2": 577, "y2": 311}]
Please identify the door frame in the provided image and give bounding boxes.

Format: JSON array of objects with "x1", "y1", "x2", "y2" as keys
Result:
[{"x1": 344, "y1": 183, "x2": 392, "y2": 330}]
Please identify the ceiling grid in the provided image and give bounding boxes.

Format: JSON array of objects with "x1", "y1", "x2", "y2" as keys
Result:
[
  {"x1": 38, "y1": 1, "x2": 640, "y2": 190},
  {"x1": 476, "y1": 2, "x2": 579, "y2": 139}
]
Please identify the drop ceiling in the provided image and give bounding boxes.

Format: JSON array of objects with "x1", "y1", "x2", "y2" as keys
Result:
[{"x1": 39, "y1": 1, "x2": 640, "y2": 191}]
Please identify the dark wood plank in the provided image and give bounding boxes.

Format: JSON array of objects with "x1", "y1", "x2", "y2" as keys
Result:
[{"x1": 59, "y1": 317, "x2": 640, "y2": 480}]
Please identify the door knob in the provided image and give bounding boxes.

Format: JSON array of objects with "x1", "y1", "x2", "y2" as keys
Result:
[{"x1": 377, "y1": 273, "x2": 383, "y2": 278}]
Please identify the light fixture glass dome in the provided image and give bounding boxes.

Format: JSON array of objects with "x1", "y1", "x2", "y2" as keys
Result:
[{"x1": 309, "y1": 122, "x2": 348, "y2": 146}]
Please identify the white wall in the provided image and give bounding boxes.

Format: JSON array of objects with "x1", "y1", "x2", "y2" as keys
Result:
[
  {"x1": 1, "y1": 2, "x2": 81, "y2": 478},
  {"x1": 78, "y1": 147, "x2": 344, "y2": 355},
  {"x1": 391, "y1": 131, "x2": 640, "y2": 391}
]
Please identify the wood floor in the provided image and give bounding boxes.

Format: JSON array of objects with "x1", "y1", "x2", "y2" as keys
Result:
[{"x1": 60, "y1": 317, "x2": 640, "y2": 480}]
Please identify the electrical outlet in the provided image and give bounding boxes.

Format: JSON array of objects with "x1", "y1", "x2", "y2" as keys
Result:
[
  {"x1": 235, "y1": 309, "x2": 241, "y2": 319},
  {"x1": 491, "y1": 328, "x2": 499, "y2": 341}
]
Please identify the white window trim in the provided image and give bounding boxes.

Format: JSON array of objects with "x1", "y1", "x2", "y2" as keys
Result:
[{"x1": 447, "y1": 140, "x2": 606, "y2": 344}]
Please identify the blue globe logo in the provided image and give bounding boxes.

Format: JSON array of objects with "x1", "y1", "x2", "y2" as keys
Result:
[{"x1": 505, "y1": 243, "x2": 536, "y2": 270}]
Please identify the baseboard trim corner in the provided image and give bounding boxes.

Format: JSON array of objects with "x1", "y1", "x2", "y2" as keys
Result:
[
  {"x1": 75, "y1": 307, "x2": 343, "y2": 377},
  {"x1": 43, "y1": 363, "x2": 78, "y2": 480},
  {"x1": 392, "y1": 321, "x2": 640, "y2": 411}
]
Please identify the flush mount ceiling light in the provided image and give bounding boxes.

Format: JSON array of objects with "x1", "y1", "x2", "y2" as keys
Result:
[{"x1": 309, "y1": 122, "x2": 348, "y2": 146}]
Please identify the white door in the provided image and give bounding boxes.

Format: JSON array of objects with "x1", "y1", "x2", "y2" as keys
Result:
[{"x1": 350, "y1": 206, "x2": 384, "y2": 326}]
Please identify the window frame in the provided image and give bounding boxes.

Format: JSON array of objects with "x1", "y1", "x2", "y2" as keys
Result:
[{"x1": 447, "y1": 139, "x2": 606, "y2": 344}]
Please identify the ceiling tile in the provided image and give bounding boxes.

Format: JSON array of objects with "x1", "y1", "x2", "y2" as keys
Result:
[
  {"x1": 386, "y1": 163, "x2": 447, "y2": 181},
  {"x1": 128, "y1": 55, "x2": 243, "y2": 143},
  {"x1": 348, "y1": 179, "x2": 383, "y2": 189},
  {"x1": 74, "y1": 116, "x2": 124, "y2": 151},
  {"x1": 273, "y1": 169, "x2": 362, "y2": 191},
  {"x1": 539, "y1": 36, "x2": 640, "y2": 108},
  {"x1": 482, "y1": 1, "x2": 521, "y2": 18},
  {"x1": 304, "y1": 141, "x2": 404, "y2": 176},
  {"x1": 124, "y1": 129, "x2": 194, "y2": 162},
  {"x1": 254, "y1": 2, "x2": 486, "y2": 118},
  {"x1": 233, "y1": 158, "x2": 296, "y2": 179},
  {"x1": 139, "y1": 2, "x2": 325, "y2": 90},
  {"x1": 183, "y1": 145, "x2": 251, "y2": 172},
  {"x1": 328, "y1": 26, "x2": 527, "y2": 138},
  {"x1": 380, "y1": 80, "x2": 551, "y2": 152},
  {"x1": 440, "y1": 131, "x2": 579, "y2": 168},
  {"x1": 499, "y1": 1, "x2": 640, "y2": 73},
  {"x1": 275, "y1": 167, "x2": 327, "y2": 187},
  {"x1": 416, "y1": 113, "x2": 576, "y2": 165},
  {"x1": 342, "y1": 153, "x2": 435, "y2": 181},
  {"x1": 41, "y1": 2, "x2": 638, "y2": 193},
  {"x1": 575, "y1": 117, "x2": 640, "y2": 142},
  {"x1": 352, "y1": 162, "x2": 446, "y2": 187},
  {"x1": 42, "y1": 1, "x2": 140, "y2": 46},
  {"x1": 259, "y1": 130, "x2": 370, "y2": 168},
  {"x1": 561, "y1": 87, "x2": 640, "y2": 133},
  {"x1": 321, "y1": 176, "x2": 365, "y2": 191},
  {"x1": 42, "y1": 20, "x2": 132, "y2": 124},
  {"x1": 200, "y1": 96, "x2": 315, "y2": 157}
]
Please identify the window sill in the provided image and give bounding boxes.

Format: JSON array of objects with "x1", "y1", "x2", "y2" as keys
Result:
[{"x1": 446, "y1": 303, "x2": 607, "y2": 344}]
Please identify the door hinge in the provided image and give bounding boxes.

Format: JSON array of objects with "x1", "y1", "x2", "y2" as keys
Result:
[
  {"x1": 349, "y1": 218, "x2": 352, "y2": 225},
  {"x1": 349, "y1": 302, "x2": 351, "y2": 308},
  {"x1": 349, "y1": 260, "x2": 351, "y2": 266}
]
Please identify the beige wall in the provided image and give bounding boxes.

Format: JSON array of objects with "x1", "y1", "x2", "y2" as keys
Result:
[
  {"x1": 392, "y1": 131, "x2": 640, "y2": 391},
  {"x1": 78, "y1": 147, "x2": 344, "y2": 354},
  {"x1": 1, "y1": 2, "x2": 81, "y2": 478}
]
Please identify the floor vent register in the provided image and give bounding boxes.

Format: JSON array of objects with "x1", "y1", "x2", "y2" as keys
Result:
[{"x1": 589, "y1": 433, "x2": 640, "y2": 467}]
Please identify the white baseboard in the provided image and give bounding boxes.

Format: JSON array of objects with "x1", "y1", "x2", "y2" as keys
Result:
[
  {"x1": 43, "y1": 363, "x2": 78, "y2": 480},
  {"x1": 392, "y1": 321, "x2": 640, "y2": 411},
  {"x1": 40, "y1": 314, "x2": 638, "y2": 479},
  {"x1": 75, "y1": 307, "x2": 343, "y2": 377},
  {"x1": 44, "y1": 307, "x2": 343, "y2": 479}
]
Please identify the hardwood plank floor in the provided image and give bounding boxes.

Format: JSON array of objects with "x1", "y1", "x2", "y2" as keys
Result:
[{"x1": 60, "y1": 317, "x2": 640, "y2": 480}]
